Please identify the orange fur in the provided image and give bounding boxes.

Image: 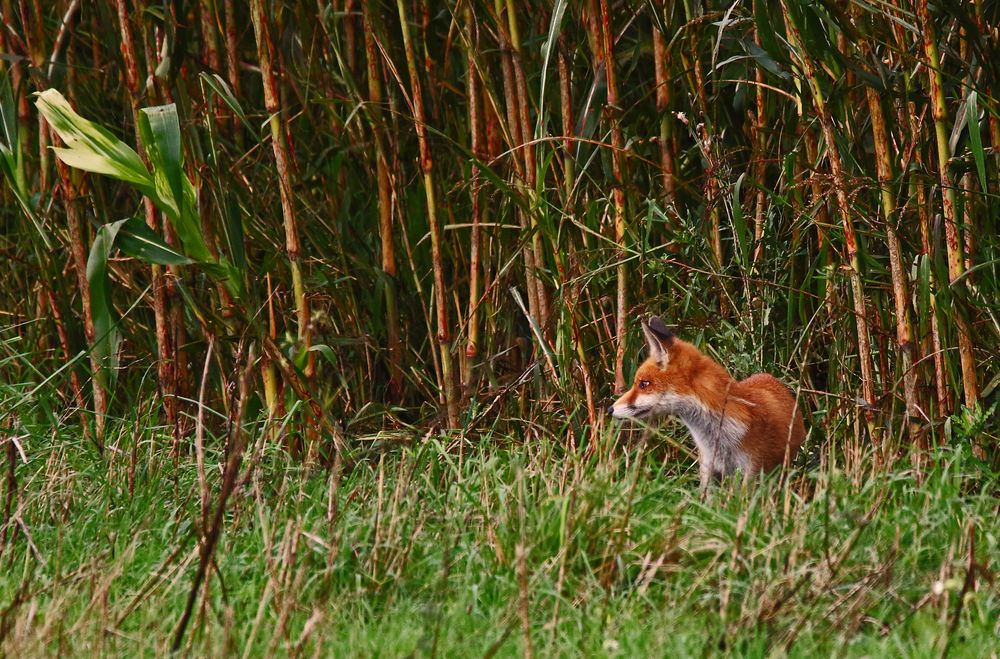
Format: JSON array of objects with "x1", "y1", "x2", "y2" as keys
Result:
[{"x1": 610, "y1": 318, "x2": 805, "y2": 484}]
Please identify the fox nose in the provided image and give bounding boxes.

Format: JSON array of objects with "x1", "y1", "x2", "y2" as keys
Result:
[{"x1": 606, "y1": 405, "x2": 615, "y2": 415}]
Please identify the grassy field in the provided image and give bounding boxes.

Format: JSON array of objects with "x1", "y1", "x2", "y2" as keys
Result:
[
  {"x1": 1, "y1": 390, "x2": 997, "y2": 656},
  {"x1": 3, "y1": 0, "x2": 1000, "y2": 655}
]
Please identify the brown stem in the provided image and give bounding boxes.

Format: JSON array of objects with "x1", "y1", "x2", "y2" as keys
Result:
[
  {"x1": 751, "y1": 23, "x2": 767, "y2": 266},
  {"x1": 395, "y1": 0, "x2": 458, "y2": 427},
  {"x1": 652, "y1": 24, "x2": 677, "y2": 207},
  {"x1": 494, "y1": 0, "x2": 540, "y2": 333},
  {"x1": 594, "y1": 0, "x2": 628, "y2": 392},
  {"x1": 115, "y1": 0, "x2": 176, "y2": 430},
  {"x1": 363, "y1": 2, "x2": 403, "y2": 399},
  {"x1": 464, "y1": 4, "x2": 483, "y2": 385},
  {"x1": 558, "y1": 32, "x2": 574, "y2": 198},
  {"x1": 918, "y1": 0, "x2": 979, "y2": 408},
  {"x1": 57, "y1": 160, "x2": 107, "y2": 443},
  {"x1": 505, "y1": 0, "x2": 549, "y2": 332},
  {"x1": 783, "y1": 1, "x2": 878, "y2": 424},
  {"x1": 251, "y1": 0, "x2": 310, "y2": 363},
  {"x1": 865, "y1": 80, "x2": 921, "y2": 437}
]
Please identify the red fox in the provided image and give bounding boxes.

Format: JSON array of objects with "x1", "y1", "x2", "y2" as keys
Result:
[{"x1": 609, "y1": 317, "x2": 805, "y2": 489}]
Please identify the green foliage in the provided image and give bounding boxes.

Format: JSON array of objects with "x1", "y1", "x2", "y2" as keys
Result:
[
  {"x1": 85, "y1": 220, "x2": 124, "y2": 392},
  {"x1": 0, "y1": 409, "x2": 996, "y2": 655},
  {"x1": 35, "y1": 89, "x2": 243, "y2": 297}
]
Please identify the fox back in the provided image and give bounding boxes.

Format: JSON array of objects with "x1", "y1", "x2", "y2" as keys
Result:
[{"x1": 609, "y1": 317, "x2": 805, "y2": 487}]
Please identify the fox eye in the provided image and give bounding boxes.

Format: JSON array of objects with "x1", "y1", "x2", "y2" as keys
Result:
[{"x1": 638, "y1": 380, "x2": 650, "y2": 390}]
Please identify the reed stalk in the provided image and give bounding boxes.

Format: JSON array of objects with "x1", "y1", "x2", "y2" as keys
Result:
[
  {"x1": 592, "y1": 0, "x2": 629, "y2": 392},
  {"x1": 865, "y1": 78, "x2": 921, "y2": 438},
  {"x1": 463, "y1": 3, "x2": 483, "y2": 388},
  {"x1": 782, "y1": 0, "x2": 878, "y2": 426},
  {"x1": 917, "y1": 0, "x2": 979, "y2": 409},
  {"x1": 363, "y1": 1, "x2": 403, "y2": 399},
  {"x1": 115, "y1": 0, "x2": 176, "y2": 430},
  {"x1": 395, "y1": 0, "x2": 459, "y2": 428},
  {"x1": 250, "y1": 0, "x2": 310, "y2": 368}
]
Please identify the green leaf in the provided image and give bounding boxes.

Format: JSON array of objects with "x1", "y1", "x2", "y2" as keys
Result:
[
  {"x1": 743, "y1": 40, "x2": 790, "y2": 80},
  {"x1": 966, "y1": 90, "x2": 987, "y2": 194},
  {"x1": 138, "y1": 105, "x2": 184, "y2": 217},
  {"x1": 309, "y1": 344, "x2": 338, "y2": 368},
  {"x1": 753, "y1": 0, "x2": 785, "y2": 64},
  {"x1": 137, "y1": 104, "x2": 214, "y2": 263},
  {"x1": 199, "y1": 72, "x2": 252, "y2": 133},
  {"x1": 730, "y1": 173, "x2": 749, "y2": 267},
  {"x1": 34, "y1": 89, "x2": 153, "y2": 192},
  {"x1": 536, "y1": 0, "x2": 568, "y2": 139},
  {"x1": 86, "y1": 219, "x2": 125, "y2": 393},
  {"x1": 1, "y1": 73, "x2": 50, "y2": 248},
  {"x1": 0, "y1": 71, "x2": 18, "y2": 156},
  {"x1": 116, "y1": 217, "x2": 194, "y2": 266}
]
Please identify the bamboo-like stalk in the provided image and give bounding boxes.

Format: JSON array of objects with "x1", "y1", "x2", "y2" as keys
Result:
[
  {"x1": 802, "y1": 127, "x2": 831, "y2": 266},
  {"x1": 250, "y1": 0, "x2": 310, "y2": 366},
  {"x1": 0, "y1": 0, "x2": 29, "y2": 159},
  {"x1": 343, "y1": 0, "x2": 357, "y2": 77},
  {"x1": 596, "y1": 0, "x2": 629, "y2": 392},
  {"x1": 22, "y1": 0, "x2": 103, "y2": 444},
  {"x1": 115, "y1": 0, "x2": 176, "y2": 430},
  {"x1": 45, "y1": 287, "x2": 92, "y2": 447},
  {"x1": 505, "y1": 0, "x2": 549, "y2": 333},
  {"x1": 463, "y1": 4, "x2": 482, "y2": 387},
  {"x1": 25, "y1": 0, "x2": 49, "y2": 196},
  {"x1": 198, "y1": 0, "x2": 221, "y2": 73},
  {"x1": 865, "y1": 79, "x2": 921, "y2": 437},
  {"x1": 691, "y1": 60, "x2": 724, "y2": 271},
  {"x1": 918, "y1": 0, "x2": 979, "y2": 409},
  {"x1": 782, "y1": 0, "x2": 878, "y2": 422},
  {"x1": 750, "y1": 25, "x2": 767, "y2": 266},
  {"x1": 676, "y1": 3, "x2": 724, "y2": 270},
  {"x1": 363, "y1": 2, "x2": 403, "y2": 399},
  {"x1": 222, "y1": 0, "x2": 241, "y2": 150},
  {"x1": 557, "y1": 30, "x2": 597, "y2": 435},
  {"x1": 493, "y1": 0, "x2": 540, "y2": 333},
  {"x1": 558, "y1": 32, "x2": 574, "y2": 199},
  {"x1": 652, "y1": 24, "x2": 676, "y2": 207},
  {"x1": 57, "y1": 158, "x2": 106, "y2": 443},
  {"x1": 912, "y1": 137, "x2": 949, "y2": 417},
  {"x1": 889, "y1": 15, "x2": 949, "y2": 418},
  {"x1": 395, "y1": 0, "x2": 459, "y2": 428},
  {"x1": 262, "y1": 272, "x2": 279, "y2": 417}
]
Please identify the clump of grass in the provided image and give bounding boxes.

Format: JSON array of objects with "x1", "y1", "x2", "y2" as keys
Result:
[{"x1": 0, "y1": 395, "x2": 996, "y2": 655}]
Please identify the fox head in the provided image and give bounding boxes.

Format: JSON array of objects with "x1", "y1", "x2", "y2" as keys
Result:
[{"x1": 608, "y1": 316, "x2": 685, "y2": 420}]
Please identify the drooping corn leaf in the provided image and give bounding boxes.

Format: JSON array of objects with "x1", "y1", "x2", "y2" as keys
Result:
[
  {"x1": 35, "y1": 89, "x2": 154, "y2": 192},
  {"x1": 86, "y1": 219, "x2": 126, "y2": 393},
  {"x1": 138, "y1": 104, "x2": 215, "y2": 263},
  {"x1": 116, "y1": 217, "x2": 194, "y2": 266}
]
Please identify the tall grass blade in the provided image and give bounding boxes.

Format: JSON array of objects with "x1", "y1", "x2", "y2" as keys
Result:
[{"x1": 86, "y1": 219, "x2": 125, "y2": 394}]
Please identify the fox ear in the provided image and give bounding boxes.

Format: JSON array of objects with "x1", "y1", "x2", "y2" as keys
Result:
[{"x1": 642, "y1": 316, "x2": 674, "y2": 366}]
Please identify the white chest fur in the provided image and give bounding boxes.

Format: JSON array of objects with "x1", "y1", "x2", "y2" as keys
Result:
[{"x1": 663, "y1": 392, "x2": 751, "y2": 478}]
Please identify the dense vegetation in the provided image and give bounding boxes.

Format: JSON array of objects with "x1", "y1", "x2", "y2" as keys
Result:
[{"x1": 1, "y1": 0, "x2": 998, "y2": 655}]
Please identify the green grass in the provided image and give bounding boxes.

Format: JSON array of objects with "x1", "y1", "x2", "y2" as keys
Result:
[{"x1": 2, "y1": 411, "x2": 996, "y2": 657}]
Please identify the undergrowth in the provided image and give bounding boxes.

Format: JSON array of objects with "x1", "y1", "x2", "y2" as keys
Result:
[{"x1": 1, "y1": 408, "x2": 996, "y2": 657}]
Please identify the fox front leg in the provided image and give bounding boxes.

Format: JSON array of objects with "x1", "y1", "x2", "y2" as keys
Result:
[{"x1": 699, "y1": 460, "x2": 714, "y2": 497}]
